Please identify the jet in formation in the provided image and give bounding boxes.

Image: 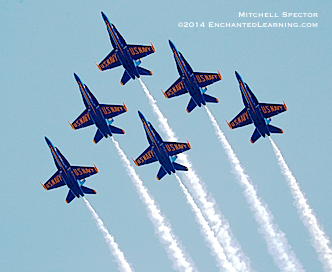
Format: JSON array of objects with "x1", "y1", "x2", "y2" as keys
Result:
[
  {"x1": 162, "y1": 40, "x2": 222, "y2": 113},
  {"x1": 41, "y1": 137, "x2": 98, "y2": 203},
  {"x1": 69, "y1": 73, "x2": 127, "y2": 144},
  {"x1": 133, "y1": 111, "x2": 191, "y2": 180},
  {"x1": 227, "y1": 71, "x2": 287, "y2": 143},
  {"x1": 96, "y1": 12, "x2": 155, "y2": 85}
]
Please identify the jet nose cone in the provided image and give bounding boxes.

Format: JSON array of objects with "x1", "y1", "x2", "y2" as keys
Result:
[
  {"x1": 168, "y1": 40, "x2": 175, "y2": 49},
  {"x1": 101, "y1": 12, "x2": 111, "y2": 25},
  {"x1": 138, "y1": 110, "x2": 144, "y2": 120},
  {"x1": 44, "y1": 136, "x2": 52, "y2": 145},
  {"x1": 235, "y1": 71, "x2": 242, "y2": 81},
  {"x1": 73, "y1": 73, "x2": 80, "y2": 82}
]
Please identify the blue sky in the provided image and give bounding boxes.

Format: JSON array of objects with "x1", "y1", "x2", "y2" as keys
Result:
[{"x1": 1, "y1": 1, "x2": 331, "y2": 271}]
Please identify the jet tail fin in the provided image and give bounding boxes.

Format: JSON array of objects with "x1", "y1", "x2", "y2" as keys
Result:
[
  {"x1": 268, "y1": 124, "x2": 283, "y2": 134},
  {"x1": 137, "y1": 66, "x2": 153, "y2": 76},
  {"x1": 120, "y1": 71, "x2": 131, "y2": 85},
  {"x1": 203, "y1": 93, "x2": 219, "y2": 103},
  {"x1": 109, "y1": 125, "x2": 125, "y2": 134},
  {"x1": 157, "y1": 167, "x2": 167, "y2": 180},
  {"x1": 81, "y1": 186, "x2": 97, "y2": 195},
  {"x1": 186, "y1": 98, "x2": 197, "y2": 113},
  {"x1": 66, "y1": 190, "x2": 75, "y2": 204},
  {"x1": 173, "y1": 162, "x2": 188, "y2": 171},
  {"x1": 93, "y1": 129, "x2": 103, "y2": 144},
  {"x1": 250, "y1": 129, "x2": 261, "y2": 144}
]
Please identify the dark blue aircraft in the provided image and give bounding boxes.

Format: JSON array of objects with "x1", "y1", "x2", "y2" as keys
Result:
[
  {"x1": 41, "y1": 137, "x2": 98, "y2": 203},
  {"x1": 133, "y1": 111, "x2": 191, "y2": 180},
  {"x1": 162, "y1": 40, "x2": 222, "y2": 113},
  {"x1": 96, "y1": 12, "x2": 155, "y2": 85},
  {"x1": 227, "y1": 71, "x2": 287, "y2": 143},
  {"x1": 69, "y1": 73, "x2": 127, "y2": 144}
]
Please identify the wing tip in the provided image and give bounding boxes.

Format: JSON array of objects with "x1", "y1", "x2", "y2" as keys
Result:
[
  {"x1": 186, "y1": 139, "x2": 191, "y2": 149},
  {"x1": 226, "y1": 120, "x2": 233, "y2": 129},
  {"x1": 121, "y1": 129, "x2": 125, "y2": 134},
  {"x1": 150, "y1": 41, "x2": 156, "y2": 52},
  {"x1": 68, "y1": 121, "x2": 75, "y2": 130},
  {"x1": 122, "y1": 101, "x2": 128, "y2": 112},
  {"x1": 93, "y1": 163, "x2": 99, "y2": 173},
  {"x1": 217, "y1": 69, "x2": 222, "y2": 80},
  {"x1": 149, "y1": 71, "x2": 153, "y2": 75},
  {"x1": 216, "y1": 98, "x2": 219, "y2": 103},
  {"x1": 95, "y1": 61, "x2": 102, "y2": 71},
  {"x1": 156, "y1": 176, "x2": 160, "y2": 180},
  {"x1": 250, "y1": 139, "x2": 254, "y2": 144},
  {"x1": 283, "y1": 100, "x2": 287, "y2": 111},
  {"x1": 40, "y1": 182, "x2": 47, "y2": 191},
  {"x1": 161, "y1": 89, "x2": 168, "y2": 99},
  {"x1": 186, "y1": 109, "x2": 190, "y2": 113},
  {"x1": 131, "y1": 157, "x2": 139, "y2": 166},
  {"x1": 120, "y1": 81, "x2": 124, "y2": 86}
]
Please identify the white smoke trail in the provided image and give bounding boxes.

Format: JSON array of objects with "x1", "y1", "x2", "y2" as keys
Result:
[
  {"x1": 111, "y1": 137, "x2": 197, "y2": 272},
  {"x1": 205, "y1": 106, "x2": 304, "y2": 272},
  {"x1": 139, "y1": 78, "x2": 250, "y2": 272},
  {"x1": 83, "y1": 197, "x2": 133, "y2": 272},
  {"x1": 174, "y1": 174, "x2": 236, "y2": 272},
  {"x1": 269, "y1": 137, "x2": 332, "y2": 271}
]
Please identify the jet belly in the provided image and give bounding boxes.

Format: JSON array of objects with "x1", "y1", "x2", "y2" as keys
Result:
[
  {"x1": 248, "y1": 107, "x2": 269, "y2": 137},
  {"x1": 152, "y1": 144, "x2": 174, "y2": 174},
  {"x1": 117, "y1": 47, "x2": 139, "y2": 78},
  {"x1": 89, "y1": 107, "x2": 111, "y2": 137}
]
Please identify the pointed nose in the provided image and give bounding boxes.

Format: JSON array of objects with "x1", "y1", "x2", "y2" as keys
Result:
[{"x1": 168, "y1": 40, "x2": 175, "y2": 50}]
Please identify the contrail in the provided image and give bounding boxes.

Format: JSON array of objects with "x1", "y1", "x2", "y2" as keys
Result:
[
  {"x1": 174, "y1": 174, "x2": 236, "y2": 272},
  {"x1": 83, "y1": 197, "x2": 133, "y2": 272},
  {"x1": 111, "y1": 137, "x2": 197, "y2": 272},
  {"x1": 205, "y1": 106, "x2": 304, "y2": 272},
  {"x1": 139, "y1": 78, "x2": 251, "y2": 272},
  {"x1": 269, "y1": 137, "x2": 332, "y2": 271}
]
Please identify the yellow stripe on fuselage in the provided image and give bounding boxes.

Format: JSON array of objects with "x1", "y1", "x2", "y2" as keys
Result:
[
  {"x1": 173, "y1": 49, "x2": 191, "y2": 83},
  {"x1": 105, "y1": 21, "x2": 124, "y2": 58},
  {"x1": 80, "y1": 86, "x2": 98, "y2": 118},
  {"x1": 49, "y1": 145, "x2": 68, "y2": 179},
  {"x1": 239, "y1": 80, "x2": 255, "y2": 113},
  {"x1": 142, "y1": 120, "x2": 162, "y2": 155}
]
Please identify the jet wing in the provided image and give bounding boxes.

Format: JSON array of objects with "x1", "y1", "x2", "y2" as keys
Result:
[
  {"x1": 259, "y1": 102, "x2": 287, "y2": 118},
  {"x1": 127, "y1": 44, "x2": 155, "y2": 60},
  {"x1": 70, "y1": 109, "x2": 94, "y2": 130},
  {"x1": 194, "y1": 71, "x2": 222, "y2": 88},
  {"x1": 72, "y1": 165, "x2": 99, "y2": 180},
  {"x1": 164, "y1": 141, "x2": 191, "y2": 156},
  {"x1": 98, "y1": 49, "x2": 121, "y2": 71},
  {"x1": 163, "y1": 77, "x2": 187, "y2": 98},
  {"x1": 41, "y1": 171, "x2": 65, "y2": 190},
  {"x1": 228, "y1": 108, "x2": 253, "y2": 129},
  {"x1": 134, "y1": 146, "x2": 157, "y2": 166},
  {"x1": 100, "y1": 103, "x2": 127, "y2": 119}
]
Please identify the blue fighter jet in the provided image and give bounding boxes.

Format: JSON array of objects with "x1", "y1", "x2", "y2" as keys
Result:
[
  {"x1": 133, "y1": 111, "x2": 191, "y2": 180},
  {"x1": 227, "y1": 71, "x2": 287, "y2": 143},
  {"x1": 162, "y1": 40, "x2": 222, "y2": 113},
  {"x1": 69, "y1": 73, "x2": 127, "y2": 144},
  {"x1": 41, "y1": 137, "x2": 98, "y2": 203},
  {"x1": 96, "y1": 12, "x2": 155, "y2": 85}
]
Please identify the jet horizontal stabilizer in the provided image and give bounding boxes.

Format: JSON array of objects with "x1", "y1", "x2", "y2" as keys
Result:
[
  {"x1": 186, "y1": 98, "x2": 197, "y2": 113},
  {"x1": 120, "y1": 71, "x2": 131, "y2": 86},
  {"x1": 109, "y1": 125, "x2": 125, "y2": 134},
  {"x1": 81, "y1": 186, "x2": 96, "y2": 195},
  {"x1": 173, "y1": 162, "x2": 188, "y2": 171},
  {"x1": 268, "y1": 124, "x2": 283, "y2": 134},
  {"x1": 66, "y1": 190, "x2": 75, "y2": 204},
  {"x1": 93, "y1": 129, "x2": 104, "y2": 144},
  {"x1": 250, "y1": 129, "x2": 261, "y2": 144},
  {"x1": 203, "y1": 93, "x2": 219, "y2": 103},
  {"x1": 137, "y1": 66, "x2": 153, "y2": 76},
  {"x1": 157, "y1": 167, "x2": 167, "y2": 180}
]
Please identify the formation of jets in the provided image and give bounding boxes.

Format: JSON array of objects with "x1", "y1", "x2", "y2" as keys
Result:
[{"x1": 41, "y1": 12, "x2": 287, "y2": 202}]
